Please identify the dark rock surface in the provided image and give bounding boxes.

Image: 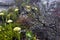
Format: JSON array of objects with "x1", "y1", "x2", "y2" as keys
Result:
[
  {"x1": 29, "y1": 0, "x2": 60, "y2": 40},
  {"x1": 0, "y1": 0, "x2": 15, "y2": 11}
]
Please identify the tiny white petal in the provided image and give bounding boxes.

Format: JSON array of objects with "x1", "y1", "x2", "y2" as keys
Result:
[
  {"x1": 15, "y1": 8, "x2": 19, "y2": 11},
  {"x1": 35, "y1": 8, "x2": 38, "y2": 10},
  {"x1": 7, "y1": 20, "x2": 13, "y2": 23}
]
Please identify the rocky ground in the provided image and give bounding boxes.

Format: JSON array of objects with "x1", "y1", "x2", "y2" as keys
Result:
[{"x1": 29, "y1": 0, "x2": 60, "y2": 40}]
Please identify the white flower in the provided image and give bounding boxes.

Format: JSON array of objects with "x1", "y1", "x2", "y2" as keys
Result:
[
  {"x1": 0, "y1": 13, "x2": 4, "y2": 16},
  {"x1": 13, "y1": 27, "x2": 21, "y2": 31},
  {"x1": 35, "y1": 8, "x2": 38, "y2": 10},
  {"x1": 15, "y1": 8, "x2": 19, "y2": 11},
  {"x1": 7, "y1": 19, "x2": 13, "y2": 23},
  {"x1": 25, "y1": 5, "x2": 31, "y2": 12},
  {"x1": 32, "y1": 7, "x2": 38, "y2": 10},
  {"x1": 26, "y1": 5, "x2": 31, "y2": 9}
]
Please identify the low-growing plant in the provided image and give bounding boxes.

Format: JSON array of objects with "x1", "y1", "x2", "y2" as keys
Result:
[{"x1": 0, "y1": 0, "x2": 41, "y2": 40}]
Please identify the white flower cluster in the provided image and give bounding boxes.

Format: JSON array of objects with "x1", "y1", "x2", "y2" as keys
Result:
[
  {"x1": 13, "y1": 27, "x2": 21, "y2": 32},
  {"x1": 32, "y1": 7, "x2": 38, "y2": 10},
  {"x1": 0, "y1": 13, "x2": 4, "y2": 16},
  {"x1": 7, "y1": 19, "x2": 13, "y2": 23}
]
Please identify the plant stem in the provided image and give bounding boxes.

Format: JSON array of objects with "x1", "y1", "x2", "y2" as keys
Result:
[{"x1": 2, "y1": 16, "x2": 4, "y2": 23}]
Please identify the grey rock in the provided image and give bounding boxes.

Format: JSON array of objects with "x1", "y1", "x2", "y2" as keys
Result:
[{"x1": 0, "y1": 0, "x2": 15, "y2": 5}]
